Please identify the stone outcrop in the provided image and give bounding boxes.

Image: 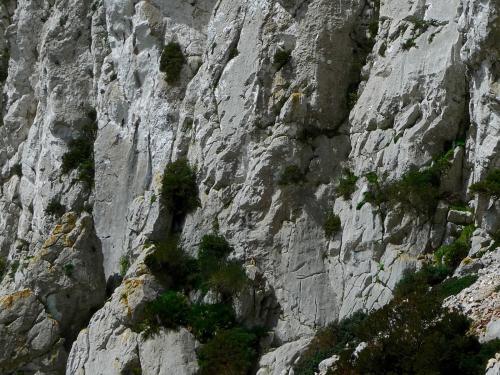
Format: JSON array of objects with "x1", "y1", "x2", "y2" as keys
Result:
[{"x1": 0, "y1": 0, "x2": 499, "y2": 373}]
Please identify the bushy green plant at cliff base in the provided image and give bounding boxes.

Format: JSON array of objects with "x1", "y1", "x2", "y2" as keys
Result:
[
  {"x1": 294, "y1": 263, "x2": 496, "y2": 375},
  {"x1": 62, "y1": 111, "x2": 97, "y2": 187},
  {"x1": 434, "y1": 225, "x2": 474, "y2": 269},
  {"x1": 160, "y1": 42, "x2": 185, "y2": 84},
  {"x1": 161, "y1": 159, "x2": 200, "y2": 218},
  {"x1": 141, "y1": 233, "x2": 260, "y2": 373},
  {"x1": 470, "y1": 169, "x2": 500, "y2": 198}
]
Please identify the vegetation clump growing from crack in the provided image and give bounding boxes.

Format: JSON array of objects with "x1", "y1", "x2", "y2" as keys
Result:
[
  {"x1": 273, "y1": 49, "x2": 291, "y2": 70},
  {"x1": 294, "y1": 261, "x2": 497, "y2": 375},
  {"x1": 0, "y1": 48, "x2": 9, "y2": 83},
  {"x1": 159, "y1": 42, "x2": 185, "y2": 84},
  {"x1": 337, "y1": 169, "x2": 358, "y2": 200},
  {"x1": 434, "y1": 225, "x2": 474, "y2": 269},
  {"x1": 61, "y1": 110, "x2": 98, "y2": 187},
  {"x1": 139, "y1": 233, "x2": 261, "y2": 374},
  {"x1": 469, "y1": 169, "x2": 500, "y2": 198},
  {"x1": 324, "y1": 212, "x2": 341, "y2": 238},
  {"x1": 45, "y1": 198, "x2": 66, "y2": 217},
  {"x1": 279, "y1": 165, "x2": 306, "y2": 186},
  {"x1": 401, "y1": 15, "x2": 447, "y2": 50}
]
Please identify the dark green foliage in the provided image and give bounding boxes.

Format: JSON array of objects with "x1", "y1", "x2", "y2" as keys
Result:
[
  {"x1": 145, "y1": 237, "x2": 200, "y2": 292},
  {"x1": 62, "y1": 115, "x2": 97, "y2": 187},
  {"x1": 278, "y1": 165, "x2": 305, "y2": 186},
  {"x1": 293, "y1": 312, "x2": 368, "y2": 375},
  {"x1": 324, "y1": 213, "x2": 341, "y2": 238},
  {"x1": 197, "y1": 328, "x2": 259, "y2": 375},
  {"x1": 274, "y1": 49, "x2": 291, "y2": 70},
  {"x1": 9, "y1": 163, "x2": 22, "y2": 177},
  {"x1": 159, "y1": 42, "x2": 185, "y2": 84},
  {"x1": 198, "y1": 234, "x2": 233, "y2": 262},
  {"x1": 0, "y1": 48, "x2": 9, "y2": 82},
  {"x1": 0, "y1": 257, "x2": 6, "y2": 280},
  {"x1": 434, "y1": 225, "x2": 474, "y2": 269},
  {"x1": 470, "y1": 169, "x2": 500, "y2": 198},
  {"x1": 337, "y1": 170, "x2": 358, "y2": 200},
  {"x1": 393, "y1": 264, "x2": 451, "y2": 299},
  {"x1": 45, "y1": 198, "x2": 66, "y2": 217},
  {"x1": 119, "y1": 256, "x2": 130, "y2": 277},
  {"x1": 188, "y1": 303, "x2": 236, "y2": 342},
  {"x1": 161, "y1": 159, "x2": 200, "y2": 218},
  {"x1": 433, "y1": 275, "x2": 478, "y2": 299},
  {"x1": 64, "y1": 263, "x2": 74, "y2": 277},
  {"x1": 143, "y1": 291, "x2": 190, "y2": 330},
  {"x1": 206, "y1": 260, "x2": 249, "y2": 300}
]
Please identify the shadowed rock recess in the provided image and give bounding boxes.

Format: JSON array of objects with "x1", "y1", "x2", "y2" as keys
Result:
[{"x1": 0, "y1": 0, "x2": 499, "y2": 374}]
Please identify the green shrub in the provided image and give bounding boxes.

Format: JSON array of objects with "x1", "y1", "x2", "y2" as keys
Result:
[
  {"x1": 198, "y1": 234, "x2": 233, "y2": 262},
  {"x1": 62, "y1": 116, "x2": 97, "y2": 187},
  {"x1": 64, "y1": 263, "x2": 75, "y2": 277},
  {"x1": 393, "y1": 264, "x2": 451, "y2": 300},
  {"x1": 119, "y1": 256, "x2": 130, "y2": 277},
  {"x1": 0, "y1": 257, "x2": 6, "y2": 280},
  {"x1": 45, "y1": 198, "x2": 66, "y2": 217},
  {"x1": 470, "y1": 169, "x2": 500, "y2": 198},
  {"x1": 188, "y1": 303, "x2": 236, "y2": 342},
  {"x1": 274, "y1": 49, "x2": 291, "y2": 70},
  {"x1": 433, "y1": 275, "x2": 478, "y2": 299},
  {"x1": 337, "y1": 170, "x2": 358, "y2": 199},
  {"x1": 206, "y1": 261, "x2": 249, "y2": 300},
  {"x1": 161, "y1": 159, "x2": 200, "y2": 218},
  {"x1": 143, "y1": 291, "x2": 190, "y2": 331},
  {"x1": 9, "y1": 163, "x2": 22, "y2": 177},
  {"x1": 145, "y1": 237, "x2": 200, "y2": 292},
  {"x1": 278, "y1": 165, "x2": 305, "y2": 186},
  {"x1": 293, "y1": 311, "x2": 368, "y2": 375},
  {"x1": 434, "y1": 225, "x2": 474, "y2": 269},
  {"x1": 324, "y1": 213, "x2": 341, "y2": 238},
  {"x1": 159, "y1": 42, "x2": 185, "y2": 84},
  {"x1": 197, "y1": 328, "x2": 259, "y2": 375},
  {"x1": 0, "y1": 48, "x2": 9, "y2": 82}
]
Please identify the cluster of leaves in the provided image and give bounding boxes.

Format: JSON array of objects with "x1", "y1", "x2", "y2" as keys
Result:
[
  {"x1": 142, "y1": 234, "x2": 259, "y2": 374},
  {"x1": 294, "y1": 263, "x2": 498, "y2": 375},
  {"x1": 434, "y1": 225, "x2": 474, "y2": 269},
  {"x1": 62, "y1": 110, "x2": 98, "y2": 187},
  {"x1": 45, "y1": 198, "x2": 66, "y2": 217},
  {"x1": 401, "y1": 16, "x2": 447, "y2": 50},
  {"x1": 9, "y1": 163, "x2": 22, "y2": 178},
  {"x1": 119, "y1": 256, "x2": 130, "y2": 277},
  {"x1": 161, "y1": 159, "x2": 200, "y2": 221},
  {"x1": 159, "y1": 42, "x2": 185, "y2": 84},
  {"x1": 278, "y1": 165, "x2": 306, "y2": 186},
  {"x1": 358, "y1": 150, "x2": 453, "y2": 216},
  {"x1": 0, "y1": 48, "x2": 9, "y2": 83},
  {"x1": 337, "y1": 169, "x2": 359, "y2": 200},
  {"x1": 324, "y1": 212, "x2": 341, "y2": 238},
  {"x1": 0, "y1": 256, "x2": 6, "y2": 281},
  {"x1": 274, "y1": 49, "x2": 292, "y2": 70},
  {"x1": 469, "y1": 169, "x2": 500, "y2": 198}
]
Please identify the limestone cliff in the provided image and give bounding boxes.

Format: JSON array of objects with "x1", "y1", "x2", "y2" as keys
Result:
[{"x1": 0, "y1": 0, "x2": 498, "y2": 374}]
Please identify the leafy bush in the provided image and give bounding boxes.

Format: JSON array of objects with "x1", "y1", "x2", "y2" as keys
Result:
[
  {"x1": 198, "y1": 234, "x2": 233, "y2": 262},
  {"x1": 45, "y1": 198, "x2": 66, "y2": 217},
  {"x1": 433, "y1": 275, "x2": 478, "y2": 299},
  {"x1": 119, "y1": 256, "x2": 130, "y2": 277},
  {"x1": 469, "y1": 169, "x2": 500, "y2": 198},
  {"x1": 64, "y1": 263, "x2": 75, "y2": 277},
  {"x1": 0, "y1": 48, "x2": 9, "y2": 82},
  {"x1": 161, "y1": 159, "x2": 200, "y2": 218},
  {"x1": 62, "y1": 115, "x2": 97, "y2": 187},
  {"x1": 324, "y1": 213, "x2": 341, "y2": 238},
  {"x1": 337, "y1": 170, "x2": 358, "y2": 199},
  {"x1": 9, "y1": 163, "x2": 22, "y2": 177},
  {"x1": 0, "y1": 257, "x2": 6, "y2": 280},
  {"x1": 143, "y1": 291, "x2": 190, "y2": 331},
  {"x1": 145, "y1": 237, "x2": 200, "y2": 292},
  {"x1": 294, "y1": 311, "x2": 368, "y2": 375},
  {"x1": 278, "y1": 165, "x2": 305, "y2": 186},
  {"x1": 274, "y1": 49, "x2": 291, "y2": 70},
  {"x1": 197, "y1": 328, "x2": 259, "y2": 375},
  {"x1": 188, "y1": 303, "x2": 236, "y2": 342},
  {"x1": 159, "y1": 42, "x2": 185, "y2": 84},
  {"x1": 206, "y1": 261, "x2": 249, "y2": 300},
  {"x1": 434, "y1": 225, "x2": 474, "y2": 269},
  {"x1": 393, "y1": 264, "x2": 451, "y2": 299}
]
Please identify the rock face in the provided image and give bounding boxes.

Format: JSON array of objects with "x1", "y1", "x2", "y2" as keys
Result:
[{"x1": 0, "y1": 0, "x2": 499, "y2": 374}]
